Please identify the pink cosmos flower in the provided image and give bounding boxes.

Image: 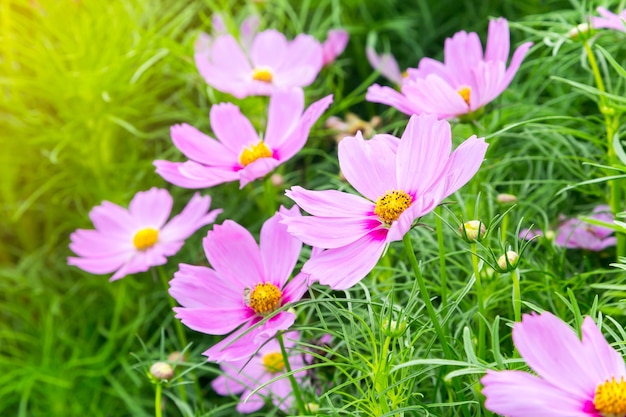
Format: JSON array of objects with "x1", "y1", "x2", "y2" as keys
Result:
[
  {"x1": 154, "y1": 89, "x2": 333, "y2": 189},
  {"x1": 366, "y1": 18, "x2": 533, "y2": 119},
  {"x1": 592, "y1": 7, "x2": 626, "y2": 32},
  {"x1": 482, "y1": 312, "x2": 626, "y2": 417},
  {"x1": 282, "y1": 114, "x2": 488, "y2": 289},
  {"x1": 321, "y1": 29, "x2": 349, "y2": 65},
  {"x1": 195, "y1": 15, "x2": 260, "y2": 55},
  {"x1": 520, "y1": 205, "x2": 616, "y2": 251},
  {"x1": 366, "y1": 46, "x2": 404, "y2": 85},
  {"x1": 67, "y1": 188, "x2": 221, "y2": 281},
  {"x1": 212, "y1": 331, "x2": 306, "y2": 414},
  {"x1": 169, "y1": 206, "x2": 309, "y2": 362},
  {"x1": 194, "y1": 27, "x2": 324, "y2": 98}
]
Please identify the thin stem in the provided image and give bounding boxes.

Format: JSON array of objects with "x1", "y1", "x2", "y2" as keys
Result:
[
  {"x1": 511, "y1": 269, "x2": 522, "y2": 322},
  {"x1": 277, "y1": 333, "x2": 306, "y2": 415},
  {"x1": 263, "y1": 175, "x2": 277, "y2": 217},
  {"x1": 435, "y1": 207, "x2": 448, "y2": 307},
  {"x1": 470, "y1": 243, "x2": 486, "y2": 359},
  {"x1": 157, "y1": 268, "x2": 188, "y2": 350},
  {"x1": 375, "y1": 336, "x2": 392, "y2": 414},
  {"x1": 155, "y1": 383, "x2": 163, "y2": 417}
]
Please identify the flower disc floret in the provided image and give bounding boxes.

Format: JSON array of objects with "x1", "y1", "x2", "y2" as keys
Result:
[
  {"x1": 595, "y1": 377, "x2": 626, "y2": 417},
  {"x1": 246, "y1": 283, "x2": 282, "y2": 316},
  {"x1": 262, "y1": 352, "x2": 285, "y2": 373},
  {"x1": 458, "y1": 86, "x2": 471, "y2": 106},
  {"x1": 133, "y1": 228, "x2": 159, "y2": 250},
  {"x1": 239, "y1": 141, "x2": 273, "y2": 167},
  {"x1": 374, "y1": 190, "x2": 412, "y2": 225},
  {"x1": 252, "y1": 66, "x2": 273, "y2": 83}
]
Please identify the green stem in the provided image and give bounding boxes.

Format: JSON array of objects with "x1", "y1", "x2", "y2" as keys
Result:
[
  {"x1": 277, "y1": 333, "x2": 306, "y2": 415},
  {"x1": 500, "y1": 213, "x2": 509, "y2": 243},
  {"x1": 435, "y1": 207, "x2": 448, "y2": 307},
  {"x1": 511, "y1": 269, "x2": 521, "y2": 322},
  {"x1": 263, "y1": 175, "x2": 277, "y2": 217},
  {"x1": 375, "y1": 336, "x2": 392, "y2": 414},
  {"x1": 470, "y1": 244, "x2": 486, "y2": 359},
  {"x1": 157, "y1": 268, "x2": 188, "y2": 350},
  {"x1": 155, "y1": 383, "x2": 163, "y2": 417}
]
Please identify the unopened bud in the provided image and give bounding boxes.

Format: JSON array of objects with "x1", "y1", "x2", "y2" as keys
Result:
[
  {"x1": 568, "y1": 22, "x2": 592, "y2": 40},
  {"x1": 545, "y1": 230, "x2": 555, "y2": 241},
  {"x1": 270, "y1": 173, "x2": 284, "y2": 187},
  {"x1": 305, "y1": 402, "x2": 320, "y2": 413},
  {"x1": 497, "y1": 251, "x2": 519, "y2": 272},
  {"x1": 167, "y1": 351, "x2": 185, "y2": 363},
  {"x1": 150, "y1": 361, "x2": 174, "y2": 381},
  {"x1": 496, "y1": 193, "x2": 517, "y2": 204},
  {"x1": 460, "y1": 220, "x2": 486, "y2": 242},
  {"x1": 382, "y1": 318, "x2": 407, "y2": 337}
]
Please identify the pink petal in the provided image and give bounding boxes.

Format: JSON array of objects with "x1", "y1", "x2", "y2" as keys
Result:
[
  {"x1": 250, "y1": 29, "x2": 288, "y2": 68},
  {"x1": 209, "y1": 34, "x2": 252, "y2": 78},
  {"x1": 366, "y1": 84, "x2": 421, "y2": 116},
  {"x1": 109, "y1": 251, "x2": 164, "y2": 281},
  {"x1": 67, "y1": 252, "x2": 130, "y2": 275},
  {"x1": 169, "y1": 263, "x2": 243, "y2": 309},
  {"x1": 170, "y1": 123, "x2": 236, "y2": 167},
  {"x1": 338, "y1": 131, "x2": 398, "y2": 201},
  {"x1": 211, "y1": 375, "x2": 246, "y2": 396},
  {"x1": 435, "y1": 135, "x2": 487, "y2": 199},
  {"x1": 173, "y1": 305, "x2": 252, "y2": 335},
  {"x1": 264, "y1": 88, "x2": 304, "y2": 149},
  {"x1": 239, "y1": 15, "x2": 260, "y2": 50},
  {"x1": 160, "y1": 193, "x2": 221, "y2": 242},
  {"x1": 366, "y1": 47, "x2": 403, "y2": 85},
  {"x1": 274, "y1": 34, "x2": 323, "y2": 87},
  {"x1": 282, "y1": 215, "x2": 378, "y2": 249},
  {"x1": 485, "y1": 18, "x2": 511, "y2": 64},
  {"x1": 406, "y1": 75, "x2": 468, "y2": 118},
  {"x1": 128, "y1": 188, "x2": 172, "y2": 229},
  {"x1": 204, "y1": 321, "x2": 260, "y2": 362},
  {"x1": 502, "y1": 41, "x2": 533, "y2": 89},
  {"x1": 386, "y1": 195, "x2": 429, "y2": 242},
  {"x1": 470, "y1": 60, "x2": 506, "y2": 109},
  {"x1": 285, "y1": 186, "x2": 374, "y2": 217},
  {"x1": 238, "y1": 157, "x2": 280, "y2": 188},
  {"x1": 322, "y1": 29, "x2": 349, "y2": 65},
  {"x1": 237, "y1": 389, "x2": 267, "y2": 413},
  {"x1": 154, "y1": 160, "x2": 231, "y2": 189},
  {"x1": 580, "y1": 316, "x2": 626, "y2": 381},
  {"x1": 260, "y1": 206, "x2": 302, "y2": 288},
  {"x1": 210, "y1": 102, "x2": 259, "y2": 156},
  {"x1": 89, "y1": 201, "x2": 136, "y2": 238},
  {"x1": 443, "y1": 31, "x2": 483, "y2": 86},
  {"x1": 178, "y1": 160, "x2": 240, "y2": 187},
  {"x1": 69, "y1": 229, "x2": 131, "y2": 258},
  {"x1": 281, "y1": 272, "x2": 310, "y2": 304}
]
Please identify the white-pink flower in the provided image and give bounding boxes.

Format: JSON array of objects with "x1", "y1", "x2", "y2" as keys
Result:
[
  {"x1": 321, "y1": 29, "x2": 349, "y2": 65},
  {"x1": 67, "y1": 188, "x2": 221, "y2": 281}
]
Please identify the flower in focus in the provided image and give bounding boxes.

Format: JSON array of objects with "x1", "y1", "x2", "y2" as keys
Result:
[
  {"x1": 520, "y1": 205, "x2": 616, "y2": 251},
  {"x1": 169, "y1": 206, "x2": 309, "y2": 362},
  {"x1": 366, "y1": 46, "x2": 404, "y2": 86},
  {"x1": 212, "y1": 331, "x2": 306, "y2": 414},
  {"x1": 283, "y1": 114, "x2": 488, "y2": 289},
  {"x1": 592, "y1": 7, "x2": 626, "y2": 32},
  {"x1": 366, "y1": 18, "x2": 533, "y2": 119},
  {"x1": 321, "y1": 29, "x2": 349, "y2": 66},
  {"x1": 194, "y1": 27, "x2": 324, "y2": 98},
  {"x1": 325, "y1": 112, "x2": 382, "y2": 143},
  {"x1": 154, "y1": 89, "x2": 332, "y2": 189},
  {"x1": 68, "y1": 188, "x2": 221, "y2": 281},
  {"x1": 482, "y1": 312, "x2": 626, "y2": 417}
]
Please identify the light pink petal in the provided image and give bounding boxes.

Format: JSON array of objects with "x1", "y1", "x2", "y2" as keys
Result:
[
  {"x1": 386, "y1": 196, "x2": 429, "y2": 242},
  {"x1": 406, "y1": 75, "x2": 468, "y2": 118},
  {"x1": 482, "y1": 370, "x2": 590, "y2": 417},
  {"x1": 173, "y1": 305, "x2": 252, "y2": 335},
  {"x1": 128, "y1": 188, "x2": 172, "y2": 229},
  {"x1": 264, "y1": 88, "x2": 304, "y2": 149},
  {"x1": 178, "y1": 160, "x2": 240, "y2": 187},
  {"x1": 283, "y1": 215, "x2": 378, "y2": 249},
  {"x1": 274, "y1": 34, "x2": 323, "y2": 87},
  {"x1": 270, "y1": 379, "x2": 295, "y2": 412},
  {"x1": 580, "y1": 316, "x2": 626, "y2": 381},
  {"x1": 194, "y1": 32, "x2": 211, "y2": 53},
  {"x1": 435, "y1": 135, "x2": 487, "y2": 199},
  {"x1": 519, "y1": 228, "x2": 543, "y2": 240},
  {"x1": 281, "y1": 272, "x2": 310, "y2": 303},
  {"x1": 513, "y1": 312, "x2": 601, "y2": 398},
  {"x1": 240, "y1": 15, "x2": 260, "y2": 50},
  {"x1": 366, "y1": 47, "x2": 403, "y2": 85},
  {"x1": 154, "y1": 160, "x2": 233, "y2": 189},
  {"x1": 396, "y1": 114, "x2": 452, "y2": 196},
  {"x1": 285, "y1": 186, "x2": 375, "y2": 217},
  {"x1": 502, "y1": 41, "x2": 533, "y2": 89},
  {"x1": 366, "y1": 84, "x2": 422, "y2": 116},
  {"x1": 69, "y1": 229, "x2": 131, "y2": 258},
  {"x1": 169, "y1": 263, "x2": 243, "y2": 309},
  {"x1": 303, "y1": 230, "x2": 387, "y2": 290},
  {"x1": 210, "y1": 103, "x2": 259, "y2": 155},
  {"x1": 443, "y1": 31, "x2": 483, "y2": 85},
  {"x1": 250, "y1": 30, "x2": 288, "y2": 68},
  {"x1": 238, "y1": 158, "x2": 280, "y2": 188},
  {"x1": 470, "y1": 60, "x2": 506, "y2": 109},
  {"x1": 414, "y1": 57, "x2": 454, "y2": 84},
  {"x1": 322, "y1": 29, "x2": 349, "y2": 65},
  {"x1": 237, "y1": 389, "x2": 267, "y2": 413},
  {"x1": 204, "y1": 321, "x2": 260, "y2": 362},
  {"x1": 160, "y1": 193, "x2": 221, "y2": 242},
  {"x1": 260, "y1": 206, "x2": 302, "y2": 288},
  {"x1": 109, "y1": 251, "x2": 163, "y2": 281},
  {"x1": 485, "y1": 18, "x2": 510, "y2": 63},
  {"x1": 170, "y1": 123, "x2": 236, "y2": 167},
  {"x1": 208, "y1": 34, "x2": 251, "y2": 78},
  {"x1": 67, "y1": 252, "x2": 130, "y2": 276},
  {"x1": 338, "y1": 131, "x2": 398, "y2": 201},
  {"x1": 211, "y1": 375, "x2": 246, "y2": 396},
  {"x1": 194, "y1": 59, "x2": 252, "y2": 99},
  {"x1": 203, "y1": 220, "x2": 264, "y2": 288},
  {"x1": 89, "y1": 201, "x2": 136, "y2": 238},
  {"x1": 212, "y1": 14, "x2": 226, "y2": 34}
]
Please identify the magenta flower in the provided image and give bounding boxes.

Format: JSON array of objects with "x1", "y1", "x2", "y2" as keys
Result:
[
  {"x1": 68, "y1": 188, "x2": 221, "y2": 281},
  {"x1": 194, "y1": 27, "x2": 324, "y2": 98},
  {"x1": 592, "y1": 7, "x2": 626, "y2": 32},
  {"x1": 482, "y1": 312, "x2": 626, "y2": 417},
  {"x1": 169, "y1": 206, "x2": 309, "y2": 362},
  {"x1": 154, "y1": 89, "x2": 332, "y2": 189},
  {"x1": 366, "y1": 46, "x2": 404, "y2": 86},
  {"x1": 282, "y1": 114, "x2": 487, "y2": 289},
  {"x1": 321, "y1": 29, "x2": 349, "y2": 66},
  {"x1": 212, "y1": 331, "x2": 306, "y2": 414},
  {"x1": 520, "y1": 205, "x2": 616, "y2": 251},
  {"x1": 366, "y1": 18, "x2": 533, "y2": 119}
]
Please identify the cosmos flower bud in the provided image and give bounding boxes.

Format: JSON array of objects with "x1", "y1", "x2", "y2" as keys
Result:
[
  {"x1": 497, "y1": 251, "x2": 519, "y2": 272},
  {"x1": 149, "y1": 362, "x2": 174, "y2": 381},
  {"x1": 305, "y1": 403, "x2": 320, "y2": 413},
  {"x1": 167, "y1": 351, "x2": 185, "y2": 363},
  {"x1": 496, "y1": 193, "x2": 517, "y2": 204},
  {"x1": 270, "y1": 173, "x2": 285, "y2": 187},
  {"x1": 567, "y1": 22, "x2": 592, "y2": 40},
  {"x1": 460, "y1": 220, "x2": 486, "y2": 242},
  {"x1": 382, "y1": 318, "x2": 407, "y2": 338}
]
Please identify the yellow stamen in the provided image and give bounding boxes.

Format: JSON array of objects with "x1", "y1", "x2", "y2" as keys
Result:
[
  {"x1": 245, "y1": 283, "x2": 282, "y2": 316},
  {"x1": 251, "y1": 66, "x2": 273, "y2": 83},
  {"x1": 458, "y1": 86, "x2": 471, "y2": 106},
  {"x1": 262, "y1": 352, "x2": 285, "y2": 373},
  {"x1": 239, "y1": 141, "x2": 273, "y2": 167},
  {"x1": 374, "y1": 190, "x2": 412, "y2": 225},
  {"x1": 401, "y1": 70, "x2": 409, "y2": 78},
  {"x1": 133, "y1": 228, "x2": 159, "y2": 250},
  {"x1": 594, "y1": 377, "x2": 626, "y2": 417}
]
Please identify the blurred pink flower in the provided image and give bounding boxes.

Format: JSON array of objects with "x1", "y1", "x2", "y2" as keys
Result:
[
  {"x1": 68, "y1": 188, "x2": 221, "y2": 281},
  {"x1": 520, "y1": 205, "x2": 616, "y2": 251},
  {"x1": 366, "y1": 17, "x2": 533, "y2": 119},
  {"x1": 169, "y1": 206, "x2": 309, "y2": 362},
  {"x1": 592, "y1": 7, "x2": 626, "y2": 32},
  {"x1": 154, "y1": 89, "x2": 332, "y2": 189},
  {"x1": 321, "y1": 29, "x2": 349, "y2": 65},
  {"x1": 366, "y1": 46, "x2": 404, "y2": 85},
  {"x1": 482, "y1": 312, "x2": 626, "y2": 417},
  {"x1": 283, "y1": 114, "x2": 487, "y2": 289},
  {"x1": 195, "y1": 15, "x2": 260, "y2": 55},
  {"x1": 212, "y1": 331, "x2": 306, "y2": 414},
  {"x1": 194, "y1": 27, "x2": 324, "y2": 98}
]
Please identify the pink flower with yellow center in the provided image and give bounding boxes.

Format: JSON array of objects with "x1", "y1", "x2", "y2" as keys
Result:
[
  {"x1": 154, "y1": 89, "x2": 332, "y2": 189},
  {"x1": 211, "y1": 331, "x2": 306, "y2": 414},
  {"x1": 282, "y1": 114, "x2": 487, "y2": 289},
  {"x1": 67, "y1": 188, "x2": 222, "y2": 281},
  {"x1": 366, "y1": 17, "x2": 533, "y2": 119},
  {"x1": 592, "y1": 7, "x2": 626, "y2": 32},
  {"x1": 194, "y1": 27, "x2": 324, "y2": 98},
  {"x1": 169, "y1": 206, "x2": 309, "y2": 362},
  {"x1": 482, "y1": 312, "x2": 626, "y2": 417}
]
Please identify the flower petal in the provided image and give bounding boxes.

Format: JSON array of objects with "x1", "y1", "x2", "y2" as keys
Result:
[
  {"x1": 154, "y1": 160, "x2": 233, "y2": 189},
  {"x1": 210, "y1": 103, "x2": 260, "y2": 155},
  {"x1": 169, "y1": 263, "x2": 243, "y2": 309},
  {"x1": 264, "y1": 88, "x2": 304, "y2": 149},
  {"x1": 260, "y1": 206, "x2": 302, "y2": 288},
  {"x1": 89, "y1": 201, "x2": 136, "y2": 238},
  {"x1": 433, "y1": 135, "x2": 487, "y2": 199},
  {"x1": 128, "y1": 188, "x2": 172, "y2": 229},
  {"x1": 67, "y1": 252, "x2": 129, "y2": 276},
  {"x1": 485, "y1": 18, "x2": 510, "y2": 64},
  {"x1": 283, "y1": 215, "x2": 378, "y2": 249},
  {"x1": 250, "y1": 29, "x2": 288, "y2": 68},
  {"x1": 170, "y1": 123, "x2": 236, "y2": 167},
  {"x1": 580, "y1": 316, "x2": 626, "y2": 381},
  {"x1": 160, "y1": 193, "x2": 221, "y2": 243},
  {"x1": 285, "y1": 186, "x2": 374, "y2": 217}
]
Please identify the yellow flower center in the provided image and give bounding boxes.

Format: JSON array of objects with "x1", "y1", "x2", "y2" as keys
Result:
[
  {"x1": 374, "y1": 190, "x2": 412, "y2": 225},
  {"x1": 594, "y1": 377, "x2": 626, "y2": 417},
  {"x1": 239, "y1": 141, "x2": 273, "y2": 167},
  {"x1": 401, "y1": 70, "x2": 409, "y2": 78},
  {"x1": 262, "y1": 352, "x2": 285, "y2": 373},
  {"x1": 245, "y1": 283, "x2": 282, "y2": 316},
  {"x1": 251, "y1": 66, "x2": 273, "y2": 83},
  {"x1": 458, "y1": 86, "x2": 471, "y2": 106},
  {"x1": 133, "y1": 228, "x2": 159, "y2": 250}
]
